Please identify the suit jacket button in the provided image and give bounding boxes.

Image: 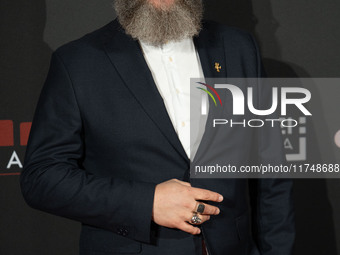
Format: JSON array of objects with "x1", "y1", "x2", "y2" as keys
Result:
[
  {"x1": 117, "y1": 228, "x2": 123, "y2": 235},
  {"x1": 122, "y1": 229, "x2": 129, "y2": 236}
]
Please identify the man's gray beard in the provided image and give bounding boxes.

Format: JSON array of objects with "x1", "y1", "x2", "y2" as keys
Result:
[{"x1": 113, "y1": 0, "x2": 203, "y2": 46}]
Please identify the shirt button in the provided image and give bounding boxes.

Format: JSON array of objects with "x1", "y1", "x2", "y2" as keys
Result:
[
  {"x1": 182, "y1": 122, "x2": 185, "y2": 127},
  {"x1": 169, "y1": 57, "x2": 173, "y2": 62},
  {"x1": 117, "y1": 227, "x2": 129, "y2": 236},
  {"x1": 176, "y1": 88, "x2": 180, "y2": 94}
]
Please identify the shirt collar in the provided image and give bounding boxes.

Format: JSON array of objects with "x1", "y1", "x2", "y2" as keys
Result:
[{"x1": 139, "y1": 37, "x2": 194, "y2": 54}]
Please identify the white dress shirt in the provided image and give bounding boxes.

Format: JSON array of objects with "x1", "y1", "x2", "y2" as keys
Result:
[{"x1": 139, "y1": 38, "x2": 205, "y2": 160}]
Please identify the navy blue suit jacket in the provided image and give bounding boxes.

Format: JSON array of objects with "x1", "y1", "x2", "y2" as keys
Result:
[{"x1": 20, "y1": 19, "x2": 295, "y2": 255}]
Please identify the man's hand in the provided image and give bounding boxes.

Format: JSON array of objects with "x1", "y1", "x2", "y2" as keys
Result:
[{"x1": 152, "y1": 179, "x2": 223, "y2": 235}]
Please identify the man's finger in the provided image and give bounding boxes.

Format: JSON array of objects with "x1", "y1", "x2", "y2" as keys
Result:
[
  {"x1": 194, "y1": 202, "x2": 220, "y2": 215},
  {"x1": 185, "y1": 212, "x2": 210, "y2": 224},
  {"x1": 178, "y1": 222, "x2": 201, "y2": 235},
  {"x1": 191, "y1": 187, "x2": 223, "y2": 202}
]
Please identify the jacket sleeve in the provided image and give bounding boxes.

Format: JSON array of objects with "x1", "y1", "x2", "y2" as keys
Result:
[
  {"x1": 20, "y1": 51, "x2": 156, "y2": 244},
  {"x1": 248, "y1": 34, "x2": 296, "y2": 255}
]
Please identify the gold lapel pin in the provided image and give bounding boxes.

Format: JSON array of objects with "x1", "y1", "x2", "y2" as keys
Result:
[{"x1": 215, "y1": 62, "x2": 221, "y2": 72}]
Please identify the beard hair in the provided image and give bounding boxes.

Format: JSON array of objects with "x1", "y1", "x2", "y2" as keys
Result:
[{"x1": 113, "y1": 0, "x2": 203, "y2": 46}]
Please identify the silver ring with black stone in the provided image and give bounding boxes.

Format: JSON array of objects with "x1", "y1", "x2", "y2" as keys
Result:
[{"x1": 196, "y1": 203, "x2": 205, "y2": 214}]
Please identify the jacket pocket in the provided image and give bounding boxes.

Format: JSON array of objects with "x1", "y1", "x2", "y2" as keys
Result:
[{"x1": 79, "y1": 225, "x2": 142, "y2": 254}]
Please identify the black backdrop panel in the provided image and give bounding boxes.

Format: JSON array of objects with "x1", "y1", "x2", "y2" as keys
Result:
[{"x1": 1, "y1": 0, "x2": 340, "y2": 254}]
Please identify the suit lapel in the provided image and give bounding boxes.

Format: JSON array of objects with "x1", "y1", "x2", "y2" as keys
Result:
[
  {"x1": 194, "y1": 21, "x2": 227, "y2": 79},
  {"x1": 193, "y1": 21, "x2": 228, "y2": 117},
  {"x1": 192, "y1": 22, "x2": 229, "y2": 162},
  {"x1": 103, "y1": 20, "x2": 189, "y2": 162},
  {"x1": 102, "y1": 20, "x2": 227, "y2": 163}
]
